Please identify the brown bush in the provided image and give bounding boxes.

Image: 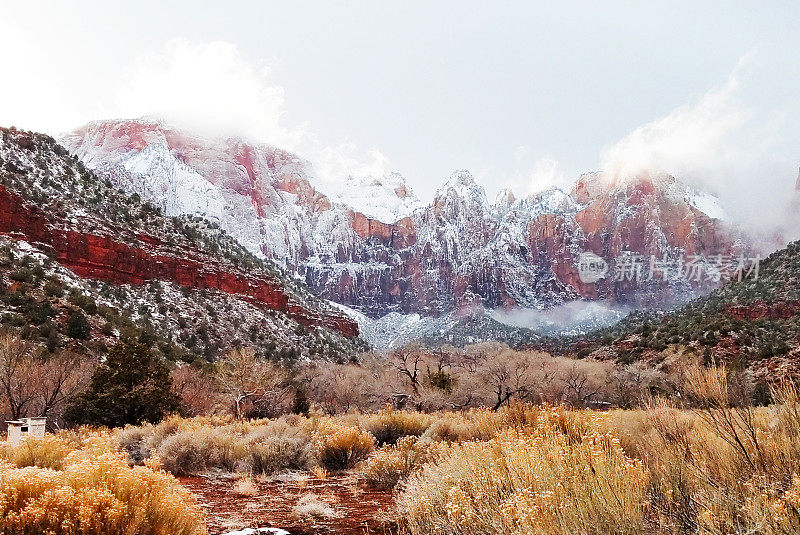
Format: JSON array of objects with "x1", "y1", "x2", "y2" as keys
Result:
[
  {"x1": 246, "y1": 434, "x2": 314, "y2": 475},
  {"x1": 157, "y1": 428, "x2": 243, "y2": 475},
  {"x1": 362, "y1": 436, "x2": 436, "y2": 489}
]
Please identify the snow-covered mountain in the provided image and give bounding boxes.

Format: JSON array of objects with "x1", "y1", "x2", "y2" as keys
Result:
[{"x1": 63, "y1": 119, "x2": 751, "y2": 336}]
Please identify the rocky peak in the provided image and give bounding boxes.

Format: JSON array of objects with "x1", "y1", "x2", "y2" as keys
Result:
[
  {"x1": 436, "y1": 169, "x2": 485, "y2": 198},
  {"x1": 433, "y1": 170, "x2": 489, "y2": 218},
  {"x1": 570, "y1": 171, "x2": 608, "y2": 204},
  {"x1": 62, "y1": 118, "x2": 338, "y2": 266},
  {"x1": 523, "y1": 188, "x2": 579, "y2": 218},
  {"x1": 64, "y1": 118, "x2": 171, "y2": 165},
  {"x1": 572, "y1": 169, "x2": 681, "y2": 202},
  {"x1": 331, "y1": 171, "x2": 422, "y2": 224},
  {"x1": 493, "y1": 188, "x2": 517, "y2": 215}
]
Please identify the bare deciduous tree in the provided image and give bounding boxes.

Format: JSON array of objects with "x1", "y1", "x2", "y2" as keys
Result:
[
  {"x1": 31, "y1": 351, "x2": 93, "y2": 420},
  {"x1": 215, "y1": 347, "x2": 290, "y2": 419},
  {"x1": 389, "y1": 343, "x2": 424, "y2": 394},
  {"x1": 0, "y1": 332, "x2": 93, "y2": 423},
  {"x1": 0, "y1": 332, "x2": 35, "y2": 420},
  {"x1": 479, "y1": 350, "x2": 535, "y2": 410},
  {"x1": 562, "y1": 363, "x2": 604, "y2": 407},
  {"x1": 172, "y1": 365, "x2": 222, "y2": 416}
]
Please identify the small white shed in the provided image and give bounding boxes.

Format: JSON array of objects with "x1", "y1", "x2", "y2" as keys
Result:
[{"x1": 5, "y1": 417, "x2": 47, "y2": 446}]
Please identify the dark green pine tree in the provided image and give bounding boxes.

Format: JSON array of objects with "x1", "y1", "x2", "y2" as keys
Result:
[
  {"x1": 65, "y1": 339, "x2": 181, "y2": 428},
  {"x1": 66, "y1": 310, "x2": 91, "y2": 339}
]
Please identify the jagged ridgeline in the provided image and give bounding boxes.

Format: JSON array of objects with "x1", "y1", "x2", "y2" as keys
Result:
[
  {"x1": 0, "y1": 127, "x2": 366, "y2": 362},
  {"x1": 579, "y1": 241, "x2": 800, "y2": 378}
]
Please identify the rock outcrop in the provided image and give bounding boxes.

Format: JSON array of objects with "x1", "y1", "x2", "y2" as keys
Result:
[{"x1": 727, "y1": 301, "x2": 800, "y2": 321}]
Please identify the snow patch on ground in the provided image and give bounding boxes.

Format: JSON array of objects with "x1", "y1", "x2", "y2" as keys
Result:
[{"x1": 331, "y1": 303, "x2": 454, "y2": 350}]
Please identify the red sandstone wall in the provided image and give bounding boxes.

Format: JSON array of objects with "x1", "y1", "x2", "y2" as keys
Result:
[
  {"x1": 349, "y1": 211, "x2": 417, "y2": 248},
  {"x1": 726, "y1": 301, "x2": 800, "y2": 321},
  {"x1": 0, "y1": 185, "x2": 358, "y2": 338}
]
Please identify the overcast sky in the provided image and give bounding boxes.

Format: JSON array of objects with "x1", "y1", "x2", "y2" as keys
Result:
[{"x1": 1, "y1": 1, "x2": 799, "y2": 225}]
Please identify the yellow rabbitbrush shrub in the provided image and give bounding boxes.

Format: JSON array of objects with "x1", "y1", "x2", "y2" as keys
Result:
[
  {"x1": 361, "y1": 436, "x2": 440, "y2": 490},
  {"x1": 0, "y1": 433, "x2": 77, "y2": 470},
  {"x1": 0, "y1": 432, "x2": 205, "y2": 535},
  {"x1": 398, "y1": 406, "x2": 648, "y2": 535},
  {"x1": 313, "y1": 418, "x2": 375, "y2": 471},
  {"x1": 362, "y1": 406, "x2": 434, "y2": 446}
]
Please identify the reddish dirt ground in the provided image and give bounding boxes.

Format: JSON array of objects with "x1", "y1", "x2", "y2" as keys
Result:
[{"x1": 179, "y1": 474, "x2": 399, "y2": 535}]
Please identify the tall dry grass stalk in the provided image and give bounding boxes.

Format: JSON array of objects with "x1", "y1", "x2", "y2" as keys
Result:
[
  {"x1": 399, "y1": 405, "x2": 648, "y2": 535},
  {"x1": 634, "y1": 366, "x2": 800, "y2": 534}
]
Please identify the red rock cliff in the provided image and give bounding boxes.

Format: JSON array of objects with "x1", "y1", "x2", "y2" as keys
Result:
[
  {"x1": 0, "y1": 185, "x2": 358, "y2": 338},
  {"x1": 726, "y1": 301, "x2": 800, "y2": 321}
]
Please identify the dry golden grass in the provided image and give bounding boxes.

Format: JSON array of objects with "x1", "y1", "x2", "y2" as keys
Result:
[
  {"x1": 48, "y1": 369, "x2": 798, "y2": 535},
  {"x1": 620, "y1": 369, "x2": 800, "y2": 535},
  {"x1": 399, "y1": 405, "x2": 647, "y2": 535},
  {"x1": 0, "y1": 431, "x2": 205, "y2": 535}
]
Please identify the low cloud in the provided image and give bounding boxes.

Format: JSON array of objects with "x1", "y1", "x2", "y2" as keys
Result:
[
  {"x1": 600, "y1": 61, "x2": 749, "y2": 184},
  {"x1": 315, "y1": 143, "x2": 390, "y2": 186},
  {"x1": 490, "y1": 301, "x2": 632, "y2": 337},
  {"x1": 0, "y1": 19, "x2": 86, "y2": 133},
  {"x1": 599, "y1": 55, "x2": 796, "y2": 236},
  {"x1": 117, "y1": 39, "x2": 304, "y2": 150},
  {"x1": 119, "y1": 40, "x2": 390, "y2": 187},
  {"x1": 1, "y1": 32, "x2": 795, "y2": 229},
  {"x1": 504, "y1": 156, "x2": 572, "y2": 198},
  {"x1": 0, "y1": 34, "x2": 387, "y2": 187}
]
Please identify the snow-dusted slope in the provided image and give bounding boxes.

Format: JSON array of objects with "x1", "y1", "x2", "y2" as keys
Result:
[
  {"x1": 64, "y1": 119, "x2": 334, "y2": 265},
  {"x1": 0, "y1": 126, "x2": 363, "y2": 360},
  {"x1": 686, "y1": 190, "x2": 726, "y2": 220},
  {"x1": 326, "y1": 172, "x2": 424, "y2": 223}
]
